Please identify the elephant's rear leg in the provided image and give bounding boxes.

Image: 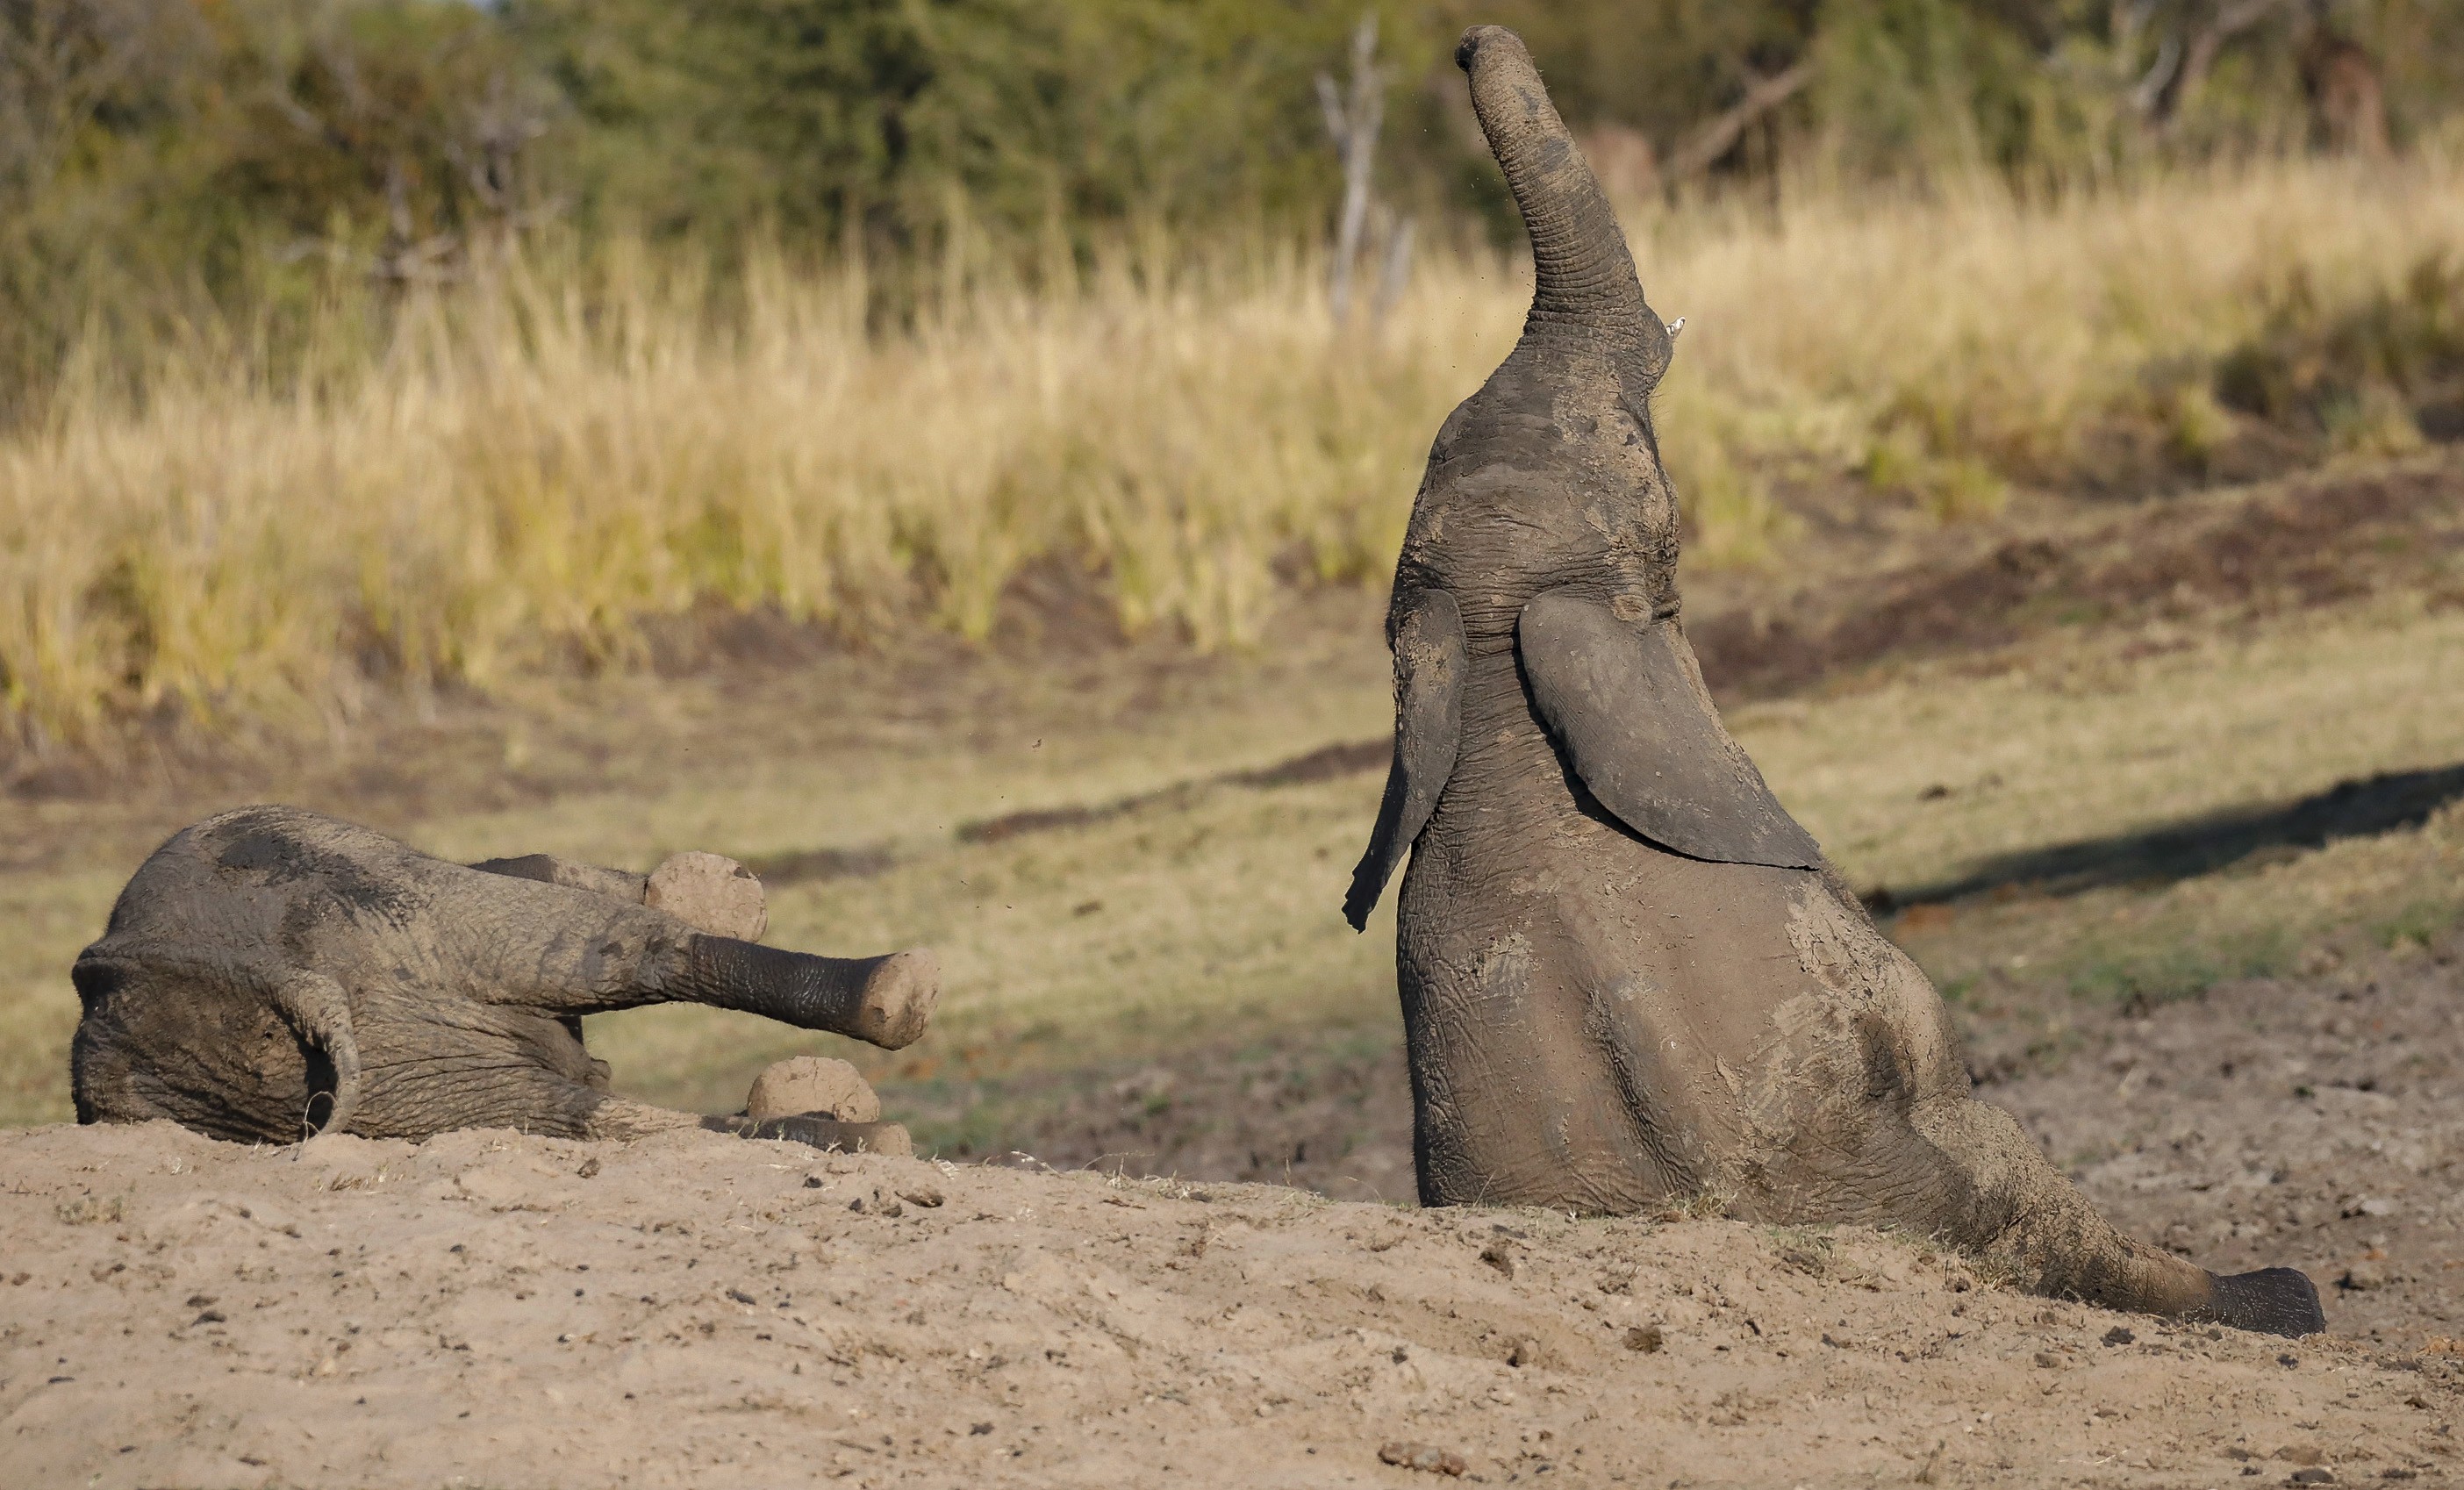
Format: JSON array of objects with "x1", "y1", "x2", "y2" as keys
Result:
[
  {"x1": 1777, "y1": 881, "x2": 2322, "y2": 1336},
  {"x1": 470, "y1": 850, "x2": 767, "y2": 942},
  {"x1": 1902, "y1": 1094, "x2": 2324, "y2": 1337}
]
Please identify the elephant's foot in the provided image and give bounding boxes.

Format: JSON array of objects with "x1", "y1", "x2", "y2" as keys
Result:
[
  {"x1": 747, "y1": 1056, "x2": 881, "y2": 1125},
  {"x1": 681, "y1": 941, "x2": 940, "y2": 1049},
  {"x1": 841, "y1": 950, "x2": 938, "y2": 1050},
  {"x1": 2191, "y1": 1267, "x2": 2326, "y2": 1339},
  {"x1": 645, "y1": 852, "x2": 767, "y2": 942}
]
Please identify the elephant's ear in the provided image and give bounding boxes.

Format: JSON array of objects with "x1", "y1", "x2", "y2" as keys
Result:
[
  {"x1": 1344, "y1": 589, "x2": 1469, "y2": 930},
  {"x1": 1518, "y1": 589, "x2": 1822, "y2": 869}
]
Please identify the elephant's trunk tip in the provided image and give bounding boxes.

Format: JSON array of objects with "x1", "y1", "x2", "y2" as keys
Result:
[{"x1": 1454, "y1": 24, "x2": 1521, "y2": 75}]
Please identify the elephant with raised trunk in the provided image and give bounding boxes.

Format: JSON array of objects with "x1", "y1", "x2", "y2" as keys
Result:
[
  {"x1": 1343, "y1": 25, "x2": 2321, "y2": 1337},
  {"x1": 72, "y1": 805, "x2": 935, "y2": 1146}
]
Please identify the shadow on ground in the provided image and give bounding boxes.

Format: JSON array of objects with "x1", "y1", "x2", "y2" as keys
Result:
[{"x1": 1873, "y1": 762, "x2": 2464, "y2": 909}]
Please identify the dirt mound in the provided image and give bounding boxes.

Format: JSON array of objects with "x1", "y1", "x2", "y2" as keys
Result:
[
  {"x1": 5, "y1": 1119, "x2": 2458, "y2": 1488},
  {"x1": 924, "y1": 950, "x2": 2464, "y2": 1354}
]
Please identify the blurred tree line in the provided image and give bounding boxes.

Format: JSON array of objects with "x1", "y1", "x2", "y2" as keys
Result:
[{"x1": 2, "y1": 0, "x2": 2457, "y2": 419}]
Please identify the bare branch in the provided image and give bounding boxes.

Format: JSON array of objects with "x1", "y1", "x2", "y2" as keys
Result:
[
  {"x1": 1314, "y1": 71, "x2": 1346, "y2": 148},
  {"x1": 1659, "y1": 59, "x2": 1816, "y2": 184},
  {"x1": 2142, "y1": 0, "x2": 2292, "y2": 125},
  {"x1": 1322, "y1": 12, "x2": 1384, "y2": 326}
]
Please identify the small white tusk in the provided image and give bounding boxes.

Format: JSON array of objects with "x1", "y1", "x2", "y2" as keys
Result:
[{"x1": 1665, "y1": 317, "x2": 1686, "y2": 340}]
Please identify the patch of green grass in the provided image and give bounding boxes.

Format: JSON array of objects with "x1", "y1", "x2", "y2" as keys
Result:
[
  {"x1": 0, "y1": 868, "x2": 122, "y2": 1127},
  {"x1": 1895, "y1": 801, "x2": 2464, "y2": 1042},
  {"x1": 2374, "y1": 899, "x2": 2462, "y2": 951},
  {"x1": 2060, "y1": 927, "x2": 2296, "y2": 1012}
]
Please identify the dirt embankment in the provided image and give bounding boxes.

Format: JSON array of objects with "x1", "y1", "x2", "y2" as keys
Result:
[
  {"x1": 1687, "y1": 455, "x2": 2464, "y2": 701},
  {"x1": 5, "y1": 1117, "x2": 2460, "y2": 1490}
]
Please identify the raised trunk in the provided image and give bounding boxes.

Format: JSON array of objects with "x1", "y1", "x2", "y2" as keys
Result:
[{"x1": 1456, "y1": 25, "x2": 1671, "y2": 391}]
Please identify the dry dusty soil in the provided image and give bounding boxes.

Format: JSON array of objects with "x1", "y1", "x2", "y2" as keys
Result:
[
  {"x1": 899, "y1": 953, "x2": 2464, "y2": 1365},
  {"x1": 5, "y1": 1079, "x2": 2461, "y2": 1490}
]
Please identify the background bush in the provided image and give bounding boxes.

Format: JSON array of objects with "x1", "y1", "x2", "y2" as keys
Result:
[{"x1": 5, "y1": 0, "x2": 2460, "y2": 424}]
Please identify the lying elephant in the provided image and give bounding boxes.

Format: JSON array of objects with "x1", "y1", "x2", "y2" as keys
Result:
[
  {"x1": 71, "y1": 805, "x2": 935, "y2": 1145},
  {"x1": 1343, "y1": 25, "x2": 2322, "y2": 1337}
]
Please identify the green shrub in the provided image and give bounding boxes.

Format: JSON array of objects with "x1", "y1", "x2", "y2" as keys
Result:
[{"x1": 2215, "y1": 252, "x2": 2464, "y2": 443}]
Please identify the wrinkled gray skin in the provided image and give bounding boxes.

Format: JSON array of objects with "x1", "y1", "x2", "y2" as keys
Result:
[
  {"x1": 72, "y1": 805, "x2": 936, "y2": 1145},
  {"x1": 1343, "y1": 26, "x2": 2321, "y2": 1338}
]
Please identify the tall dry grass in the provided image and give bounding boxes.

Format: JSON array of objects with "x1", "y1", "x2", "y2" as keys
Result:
[{"x1": 3, "y1": 156, "x2": 2460, "y2": 749}]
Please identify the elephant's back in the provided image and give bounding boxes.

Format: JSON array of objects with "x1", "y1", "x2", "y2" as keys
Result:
[
  {"x1": 92, "y1": 805, "x2": 435, "y2": 952},
  {"x1": 1403, "y1": 804, "x2": 1820, "y2": 1015}
]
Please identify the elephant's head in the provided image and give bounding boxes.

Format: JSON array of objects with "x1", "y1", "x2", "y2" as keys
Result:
[
  {"x1": 1400, "y1": 25, "x2": 1684, "y2": 635},
  {"x1": 1344, "y1": 27, "x2": 1818, "y2": 932}
]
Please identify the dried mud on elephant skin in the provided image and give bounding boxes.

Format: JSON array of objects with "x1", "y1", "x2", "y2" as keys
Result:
[
  {"x1": 1343, "y1": 25, "x2": 2320, "y2": 1336},
  {"x1": 2, "y1": 1120, "x2": 2454, "y2": 1490}
]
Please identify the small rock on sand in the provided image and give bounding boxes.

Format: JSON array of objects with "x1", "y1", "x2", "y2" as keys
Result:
[{"x1": 1379, "y1": 1441, "x2": 1467, "y2": 1476}]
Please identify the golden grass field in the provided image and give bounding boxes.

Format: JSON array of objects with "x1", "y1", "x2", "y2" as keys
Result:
[
  {"x1": 4, "y1": 156, "x2": 2460, "y2": 749},
  {"x1": 2, "y1": 161, "x2": 2460, "y2": 1156}
]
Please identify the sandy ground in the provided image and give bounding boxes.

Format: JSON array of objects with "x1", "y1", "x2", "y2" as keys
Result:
[
  {"x1": 7, "y1": 1014, "x2": 2463, "y2": 1490},
  {"x1": 1997, "y1": 950, "x2": 2464, "y2": 1353},
  {"x1": 913, "y1": 950, "x2": 2464, "y2": 1367}
]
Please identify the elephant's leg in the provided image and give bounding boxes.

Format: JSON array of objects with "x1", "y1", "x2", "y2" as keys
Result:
[
  {"x1": 584, "y1": 1094, "x2": 706, "y2": 1139},
  {"x1": 446, "y1": 876, "x2": 936, "y2": 1050},
  {"x1": 585, "y1": 1098, "x2": 915, "y2": 1155},
  {"x1": 470, "y1": 851, "x2": 765, "y2": 942},
  {"x1": 1761, "y1": 878, "x2": 2323, "y2": 1336},
  {"x1": 1902, "y1": 1094, "x2": 2324, "y2": 1337},
  {"x1": 469, "y1": 854, "x2": 651, "y2": 903}
]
